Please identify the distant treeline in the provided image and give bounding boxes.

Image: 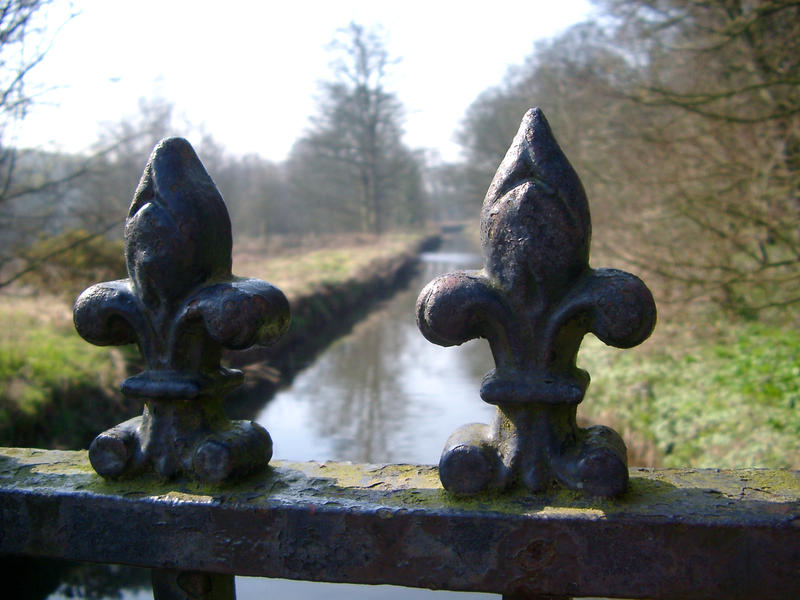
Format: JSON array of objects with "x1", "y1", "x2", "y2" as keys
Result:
[
  {"x1": 3, "y1": 2, "x2": 798, "y2": 320},
  {"x1": 0, "y1": 23, "x2": 438, "y2": 289}
]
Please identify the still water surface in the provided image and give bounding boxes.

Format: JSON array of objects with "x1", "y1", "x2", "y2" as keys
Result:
[
  {"x1": 241, "y1": 236, "x2": 497, "y2": 598},
  {"x1": 48, "y1": 235, "x2": 500, "y2": 599},
  {"x1": 255, "y1": 247, "x2": 496, "y2": 466}
]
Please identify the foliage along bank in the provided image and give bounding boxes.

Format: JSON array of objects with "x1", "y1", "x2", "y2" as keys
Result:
[{"x1": 0, "y1": 233, "x2": 440, "y2": 450}]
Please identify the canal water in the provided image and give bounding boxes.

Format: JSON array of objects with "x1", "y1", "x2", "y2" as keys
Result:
[
  {"x1": 46, "y1": 233, "x2": 499, "y2": 599},
  {"x1": 252, "y1": 238, "x2": 496, "y2": 466},
  {"x1": 238, "y1": 234, "x2": 498, "y2": 599}
]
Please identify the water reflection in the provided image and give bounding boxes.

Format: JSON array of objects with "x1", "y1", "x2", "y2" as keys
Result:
[
  {"x1": 23, "y1": 559, "x2": 152, "y2": 600},
  {"x1": 255, "y1": 240, "x2": 497, "y2": 465},
  {"x1": 245, "y1": 236, "x2": 498, "y2": 598}
]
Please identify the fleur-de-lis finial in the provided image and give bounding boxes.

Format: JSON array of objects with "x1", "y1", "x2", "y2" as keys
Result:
[
  {"x1": 417, "y1": 109, "x2": 656, "y2": 497},
  {"x1": 74, "y1": 138, "x2": 290, "y2": 483}
]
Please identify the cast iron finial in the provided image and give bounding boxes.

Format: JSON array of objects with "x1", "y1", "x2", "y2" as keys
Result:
[
  {"x1": 74, "y1": 138, "x2": 290, "y2": 483},
  {"x1": 417, "y1": 109, "x2": 656, "y2": 497}
]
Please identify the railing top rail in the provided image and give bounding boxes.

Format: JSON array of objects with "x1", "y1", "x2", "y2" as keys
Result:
[{"x1": 1, "y1": 447, "x2": 798, "y2": 599}]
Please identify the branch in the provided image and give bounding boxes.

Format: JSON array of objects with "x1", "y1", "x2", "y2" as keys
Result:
[{"x1": 0, "y1": 220, "x2": 118, "y2": 289}]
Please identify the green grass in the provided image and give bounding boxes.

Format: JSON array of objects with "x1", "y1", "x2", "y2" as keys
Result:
[
  {"x1": 0, "y1": 298, "x2": 129, "y2": 448},
  {"x1": 0, "y1": 328, "x2": 111, "y2": 410},
  {"x1": 579, "y1": 321, "x2": 800, "y2": 469}
]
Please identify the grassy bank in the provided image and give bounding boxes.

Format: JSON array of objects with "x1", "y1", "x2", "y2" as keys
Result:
[
  {"x1": 579, "y1": 317, "x2": 800, "y2": 470},
  {"x1": 0, "y1": 296, "x2": 131, "y2": 448},
  {"x1": 234, "y1": 232, "x2": 430, "y2": 298},
  {"x1": 0, "y1": 232, "x2": 437, "y2": 449}
]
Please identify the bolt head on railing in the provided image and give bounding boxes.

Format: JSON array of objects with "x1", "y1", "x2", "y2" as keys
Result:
[
  {"x1": 417, "y1": 108, "x2": 656, "y2": 497},
  {"x1": 74, "y1": 138, "x2": 290, "y2": 483}
]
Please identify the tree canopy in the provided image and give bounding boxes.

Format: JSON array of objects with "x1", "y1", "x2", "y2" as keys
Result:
[{"x1": 457, "y1": 0, "x2": 800, "y2": 317}]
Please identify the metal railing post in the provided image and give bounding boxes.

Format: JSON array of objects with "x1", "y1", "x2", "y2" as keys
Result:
[
  {"x1": 417, "y1": 108, "x2": 656, "y2": 498},
  {"x1": 70, "y1": 137, "x2": 291, "y2": 600},
  {"x1": 152, "y1": 569, "x2": 235, "y2": 600},
  {"x1": 73, "y1": 137, "x2": 290, "y2": 483}
]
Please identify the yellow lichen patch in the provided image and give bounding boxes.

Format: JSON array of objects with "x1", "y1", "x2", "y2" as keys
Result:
[
  {"x1": 642, "y1": 468, "x2": 800, "y2": 502},
  {"x1": 158, "y1": 491, "x2": 217, "y2": 504},
  {"x1": 0, "y1": 448, "x2": 94, "y2": 475},
  {"x1": 277, "y1": 460, "x2": 443, "y2": 492},
  {"x1": 536, "y1": 506, "x2": 607, "y2": 519},
  {"x1": 1, "y1": 448, "x2": 797, "y2": 522},
  {"x1": 733, "y1": 468, "x2": 800, "y2": 497}
]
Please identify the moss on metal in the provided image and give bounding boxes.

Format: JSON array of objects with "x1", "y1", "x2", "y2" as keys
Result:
[
  {"x1": 2, "y1": 447, "x2": 798, "y2": 599},
  {"x1": 1, "y1": 447, "x2": 797, "y2": 523}
]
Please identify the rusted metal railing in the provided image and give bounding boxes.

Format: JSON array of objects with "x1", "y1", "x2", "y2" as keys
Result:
[
  {"x1": 0, "y1": 111, "x2": 797, "y2": 599},
  {"x1": 1, "y1": 448, "x2": 798, "y2": 599}
]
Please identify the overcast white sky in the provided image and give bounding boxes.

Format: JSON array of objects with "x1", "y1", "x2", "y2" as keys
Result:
[{"x1": 15, "y1": 0, "x2": 593, "y2": 162}]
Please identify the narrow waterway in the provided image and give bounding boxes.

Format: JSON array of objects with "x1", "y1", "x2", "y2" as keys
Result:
[
  {"x1": 252, "y1": 237, "x2": 496, "y2": 465},
  {"x1": 238, "y1": 233, "x2": 498, "y2": 599}
]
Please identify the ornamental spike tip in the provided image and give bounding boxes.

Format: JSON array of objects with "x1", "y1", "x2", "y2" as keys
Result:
[
  {"x1": 481, "y1": 108, "x2": 591, "y2": 310},
  {"x1": 126, "y1": 137, "x2": 233, "y2": 309}
]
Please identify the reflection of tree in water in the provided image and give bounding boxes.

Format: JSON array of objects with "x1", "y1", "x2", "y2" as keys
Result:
[
  {"x1": 2, "y1": 557, "x2": 151, "y2": 600},
  {"x1": 298, "y1": 246, "x2": 493, "y2": 464},
  {"x1": 298, "y1": 291, "x2": 414, "y2": 463},
  {"x1": 50, "y1": 562, "x2": 150, "y2": 599}
]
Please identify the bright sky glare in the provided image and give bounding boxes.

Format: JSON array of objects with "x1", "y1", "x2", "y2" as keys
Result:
[{"x1": 17, "y1": 0, "x2": 594, "y2": 163}]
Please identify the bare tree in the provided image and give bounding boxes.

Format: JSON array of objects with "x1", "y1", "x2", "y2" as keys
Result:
[
  {"x1": 287, "y1": 23, "x2": 426, "y2": 234},
  {"x1": 0, "y1": 0, "x2": 95, "y2": 288},
  {"x1": 592, "y1": 0, "x2": 800, "y2": 315},
  {"x1": 2, "y1": 96, "x2": 187, "y2": 290},
  {"x1": 0, "y1": 0, "x2": 59, "y2": 184},
  {"x1": 457, "y1": 2, "x2": 800, "y2": 316}
]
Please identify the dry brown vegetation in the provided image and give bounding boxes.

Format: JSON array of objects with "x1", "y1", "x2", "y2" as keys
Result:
[
  {"x1": 458, "y1": 0, "x2": 800, "y2": 321},
  {"x1": 234, "y1": 232, "x2": 424, "y2": 298}
]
